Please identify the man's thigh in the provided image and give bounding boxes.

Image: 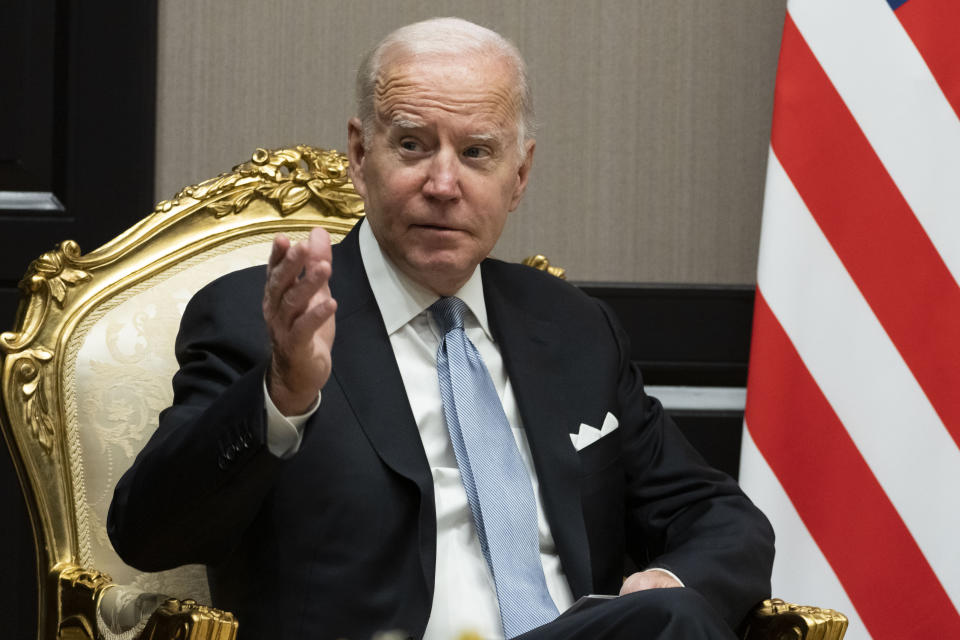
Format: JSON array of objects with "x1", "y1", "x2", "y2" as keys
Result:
[{"x1": 517, "y1": 588, "x2": 737, "y2": 640}]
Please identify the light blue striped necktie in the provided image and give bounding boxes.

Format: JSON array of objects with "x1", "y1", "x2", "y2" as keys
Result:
[{"x1": 430, "y1": 296, "x2": 559, "y2": 639}]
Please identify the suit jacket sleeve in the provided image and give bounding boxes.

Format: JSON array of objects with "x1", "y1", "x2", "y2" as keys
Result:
[
  {"x1": 108, "y1": 265, "x2": 281, "y2": 571},
  {"x1": 599, "y1": 300, "x2": 775, "y2": 627}
]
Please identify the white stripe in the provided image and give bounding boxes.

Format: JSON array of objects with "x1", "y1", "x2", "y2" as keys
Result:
[
  {"x1": 739, "y1": 429, "x2": 869, "y2": 639},
  {"x1": 789, "y1": 0, "x2": 960, "y2": 286},
  {"x1": 756, "y1": 150, "x2": 960, "y2": 609}
]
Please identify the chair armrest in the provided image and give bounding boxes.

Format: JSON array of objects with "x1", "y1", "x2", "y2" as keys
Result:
[
  {"x1": 54, "y1": 563, "x2": 237, "y2": 640},
  {"x1": 741, "y1": 598, "x2": 848, "y2": 640},
  {"x1": 137, "y1": 598, "x2": 238, "y2": 640}
]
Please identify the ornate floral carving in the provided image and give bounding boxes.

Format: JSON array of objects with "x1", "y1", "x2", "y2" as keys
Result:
[
  {"x1": 10, "y1": 348, "x2": 56, "y2": 455},
  {"x1": 744, "y1": 598, "x2": 849, "y2": 640},
  {"x1": 1, "y1": 241, "x2": 92, "y2": 353},
  {"x1": 144, "y1": 598, "x2": 238, "y2": 640},
  {"x1": 154, "y1": 145, "x2": 365, "y2": 220},
  {"x1": 521, "y1": 254, "x2": 567, "y2": 280},
  {"x1": 60, "y1": 564, "x2": 113, "y2": 590},
  {"x1": 764, "y1": 598, "x2": 846, "y2": 622},
  {"x1": 25, "y1": 241, "x2": 92, "y2": 304}
]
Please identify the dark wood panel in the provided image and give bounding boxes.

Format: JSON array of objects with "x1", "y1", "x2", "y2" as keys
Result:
[
  {"x1": 0, "y1": 286, "x2": 21, "y2": 328},
  {"x1": 0, "y1": 441, "x2": 36, "y2": 640},
  {"x1": 579, "y1": 283, "x2": 755, "y2": 387},
  {"x1": 0, "y1": 4, "x2": 158, "y2": 639},
  {"x1": 0, "y1": 1, "x2": 58, "y2": 191},
  {"x1": 0, "y1": 1, "x2": 158, "y2": 278}
]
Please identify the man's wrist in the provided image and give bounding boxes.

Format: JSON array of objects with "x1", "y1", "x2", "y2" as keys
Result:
[
  {"x1": 263, "y1": 377, "x2": 320, "y2": 458},
  {"x1": 266, "y1": 361, "x2": 319, "y2": 416}
]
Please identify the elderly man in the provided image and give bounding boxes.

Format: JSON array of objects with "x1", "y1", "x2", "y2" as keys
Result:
[{"x1": 109, "y1": 17, "x2": 773, "y2": 640}]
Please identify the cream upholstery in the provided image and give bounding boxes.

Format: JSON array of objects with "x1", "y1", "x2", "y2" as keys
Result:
[{"x1": 70, "y1": 234, "x2": 322, "y2": 601}]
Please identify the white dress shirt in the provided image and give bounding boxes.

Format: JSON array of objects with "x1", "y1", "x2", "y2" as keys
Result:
[{"x1": 264, "y1": 221, "x2": 573, "y2": 640}]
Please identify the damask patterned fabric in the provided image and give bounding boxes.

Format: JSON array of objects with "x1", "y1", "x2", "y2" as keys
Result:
[{"x1": 63, "y1": 233, "x2": 318, "y2": 601}]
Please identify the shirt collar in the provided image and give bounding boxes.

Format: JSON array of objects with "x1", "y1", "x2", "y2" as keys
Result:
[{"x1": 358, "y1": 220, "x2": 492, "y2": 338}]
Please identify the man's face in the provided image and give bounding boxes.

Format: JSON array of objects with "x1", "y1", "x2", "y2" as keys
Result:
[{"x1": 348, "y1": 51, "x2": 535, "y2": 296}]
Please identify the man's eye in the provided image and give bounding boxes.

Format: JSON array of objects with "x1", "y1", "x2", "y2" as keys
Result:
[
  {"x1": 463, "y1": 146, "x2": 489, "y2": 159},
  {"x1": 399, "y1": 139, "x2": 421, "y2": 152}
]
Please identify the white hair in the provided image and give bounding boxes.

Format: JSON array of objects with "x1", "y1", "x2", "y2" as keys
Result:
[{"x1": 355, "y1": 17, "x2": 536, "y2": 154}]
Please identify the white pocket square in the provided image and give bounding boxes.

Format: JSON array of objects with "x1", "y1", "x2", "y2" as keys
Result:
[{"x1": 570, "y1": 412, "x2": 619, "y2": 451}]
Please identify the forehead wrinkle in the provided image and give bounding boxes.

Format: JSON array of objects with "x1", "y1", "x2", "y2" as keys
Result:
[
  {"x1": 374, "y1": 64, "x2": 521, "y2": 129},
  {"x1": 377, "y1": 86, "x2": 517, "y2": 119},
  {"x1": 391, "y1": 118, "x2": 425, "y2": 129},
  {"x1": 376, "y1": 94, "x2": 518, "y2": 138}
]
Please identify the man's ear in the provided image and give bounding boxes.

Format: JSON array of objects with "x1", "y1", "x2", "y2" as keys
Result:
[
  {"x1": 347, "y1": 117, "x2": 367, "y2": 200},
  {"x1": 508, "y1": 139, "x2": 535, "y2": 212}
]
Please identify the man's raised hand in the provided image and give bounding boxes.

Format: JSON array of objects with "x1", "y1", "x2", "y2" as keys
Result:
[
  {"x1": 619, "y1": 569, "x2": 683, "y2": 595},
  {"x1": 263, "y1": 227, "x2": 337, "y2": 416}
]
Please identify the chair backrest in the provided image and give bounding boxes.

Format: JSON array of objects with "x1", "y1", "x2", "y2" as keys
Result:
[{"x1": 0, "y1": 146, "x2": 363, "y2": 635}]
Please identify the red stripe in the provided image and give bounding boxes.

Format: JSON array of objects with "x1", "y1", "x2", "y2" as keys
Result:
[
  {"x1": 895, "y1": 0, "x2": 960, "y2": 121},
  {"x1": 745, "y1": 291, "x2": 960, "y2": 639},
  {"x1": 771, "y1": 13, "x2": 960, "y2": 450}
]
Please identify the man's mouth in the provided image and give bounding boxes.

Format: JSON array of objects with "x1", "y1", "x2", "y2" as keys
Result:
[{"x1": 413, "y1": 223, "x2": 459, "y2": 232}]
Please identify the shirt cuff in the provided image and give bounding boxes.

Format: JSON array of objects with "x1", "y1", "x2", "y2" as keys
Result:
[
  {"x1": 645, "y1": 567, "x2": 685, "y2": 587},
  {"x1": 263, "y1": 377, "x2": 320, "y2": 458}
]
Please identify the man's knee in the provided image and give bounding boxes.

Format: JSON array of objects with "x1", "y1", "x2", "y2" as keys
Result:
[
  {"x1": 617, "y1": 588, "x2": 736, "y2": 639},
  {"x1": 520, "y1": 589, "x2": 735, "y2": 640}
]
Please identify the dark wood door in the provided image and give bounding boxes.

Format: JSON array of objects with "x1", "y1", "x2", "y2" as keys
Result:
[{"x1": 0, "y1": 3, "x2": 157, "y2": 638}]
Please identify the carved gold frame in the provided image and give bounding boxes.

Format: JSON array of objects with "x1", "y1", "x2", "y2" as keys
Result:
[{"x1": 1, "y1": 146, "x2": 363, "y2": 640}]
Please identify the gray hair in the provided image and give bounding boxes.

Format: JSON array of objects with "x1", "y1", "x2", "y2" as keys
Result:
[{"x1": 355, "y1": 17, "x2": 536, "y2": 155}]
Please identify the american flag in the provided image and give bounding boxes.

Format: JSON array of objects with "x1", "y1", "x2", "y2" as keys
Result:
[{"x1": 739, "y1": 0, "x2": 960, "y2": 638}]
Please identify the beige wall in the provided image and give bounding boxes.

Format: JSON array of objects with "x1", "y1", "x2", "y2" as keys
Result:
[{"x1": 156, "y1": 0, "x2": 786, "y2": 284}]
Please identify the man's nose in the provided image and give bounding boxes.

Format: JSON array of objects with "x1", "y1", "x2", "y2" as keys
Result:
[{"x1": 422, "y1": 150, "x2": 461, "y2": 201}]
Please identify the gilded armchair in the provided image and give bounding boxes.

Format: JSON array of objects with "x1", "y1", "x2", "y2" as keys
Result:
[
  {"x1": 0, "y1": 145, "x2": 846, "y2": 640},
  {"x1": 0, "y1": 146, "x2": 362, "y2": 639}
]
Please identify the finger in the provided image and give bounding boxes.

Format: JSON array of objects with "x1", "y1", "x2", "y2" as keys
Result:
[
  {"x1": 306, "y1": 227, "x2": 333, "y2": 263},
  {"x1": 265, "y1": 240, "x2": 310, "y2": 315},
  {"x1": 288, "y1": 295, "x2": 337, "y2": 346},
  {"x1": 293, "y1": 228, "x2": 334, "y2": 301},
  {"x1": 267, "y1": 233, "x2": 291, "y2": 270},
  {"x1": 271, "y1": 228, "x2": 331, "y2": 303},
  {"x1": 274, "y1": 261, "x2": 331, "y2": 329},
  {"x1": 264, "y1": 229, "x2": 334, "y2": 332},
  {"x1": 272, "y1": 262, "x2": 330, "y2": 338}
]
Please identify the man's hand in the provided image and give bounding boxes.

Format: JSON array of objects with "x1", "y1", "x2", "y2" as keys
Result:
[
  {"x1": 619, "y1": 569, "x2": 683, "y2": 595},
  {"x1": 263, "y1": 227, "x2": 337, "y2": 416}
]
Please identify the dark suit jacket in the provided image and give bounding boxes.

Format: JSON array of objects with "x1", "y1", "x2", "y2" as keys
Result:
[{"x1": 109, "y1": 224, "x2": 774, "y2": 640}]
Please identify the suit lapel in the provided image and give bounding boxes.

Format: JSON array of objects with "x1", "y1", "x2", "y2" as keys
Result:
[
  {"x1": 327, "y1": 227, "x2": 437, "y2": 603},
  {"x1": 328, "y1": 227, "x2": 434, "y2": 501},
  {"x1": 327, "y1": 234, "x2": 592, "y2": 598},
  {"x1": 482, "y1": 262, "x2": 594, "y2": 598}
]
